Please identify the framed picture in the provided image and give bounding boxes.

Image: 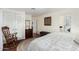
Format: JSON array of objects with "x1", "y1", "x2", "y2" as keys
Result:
[{"x1": 44, "y1": 16, "x2": 51, "y2": 26}]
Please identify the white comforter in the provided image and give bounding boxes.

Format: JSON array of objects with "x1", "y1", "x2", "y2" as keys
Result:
[{"x1": 27, "y1": 32, "x2": 79, "y2": 51}]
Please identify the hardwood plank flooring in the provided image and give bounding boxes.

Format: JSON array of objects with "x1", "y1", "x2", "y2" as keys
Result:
[{"x1": 3, "y1": 40, "x2": 24, "y2": 51}]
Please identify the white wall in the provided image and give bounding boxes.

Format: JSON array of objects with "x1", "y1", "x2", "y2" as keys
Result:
[
  {"x1": 34, "y1": 9, "x2": 79, "y2": 34},
  {"x1": 25, "y1": 15, "x2": 32, "y2": 29},
  {"x1": 0, "y1": 9, "x2": 3, "y2": 50},
  {"x1": 26, "y1": 15, "x2": 32, "y2": 20}
]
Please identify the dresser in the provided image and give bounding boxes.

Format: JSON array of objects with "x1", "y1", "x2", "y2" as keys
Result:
[{"x1": 25, "y1": 29, "x2": 33, "y2": 39}]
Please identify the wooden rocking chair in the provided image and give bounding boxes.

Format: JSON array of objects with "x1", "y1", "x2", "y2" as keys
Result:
[{"x1": 2, "y1": 26, "x2": 17, "y2": 48}]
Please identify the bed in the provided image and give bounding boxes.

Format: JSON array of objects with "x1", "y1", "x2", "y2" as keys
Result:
[{"x1": 25, "y1": 32, "x2": 79, "y2": 51}]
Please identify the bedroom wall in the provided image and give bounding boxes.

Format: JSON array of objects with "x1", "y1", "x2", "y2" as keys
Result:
[
  {"x1": 33, "y1": 9, "x2": 79, "y2": 34},
  {"x1": 0, "y1": 9, "x2": 3, "y2": 50},
  {"x1": 25, "y1": 14, "x2": 32, "y2": 29}
]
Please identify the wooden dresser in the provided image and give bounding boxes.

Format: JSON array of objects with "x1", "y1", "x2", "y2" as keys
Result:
[{"x1": 25, "y1": 29, "x2": 33, "y2": 39}]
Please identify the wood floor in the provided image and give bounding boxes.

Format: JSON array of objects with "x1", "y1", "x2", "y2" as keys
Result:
[
  {"x1": 17, "y1": 38, "x2": 34, "y2": 51},
  {"x1": 3, "y1": 40, "x2": 24, "y2": 51},
  {"x1": 3, "y1": 34, "x2": 39, "y2": 51},
  {"x1": 3, "y1": 38, "x2": 35, "y2": 51}
]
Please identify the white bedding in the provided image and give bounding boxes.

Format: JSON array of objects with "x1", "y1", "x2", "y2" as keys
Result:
[{"x1": 26, "y1": 32, "x2": 79, "y2": 51}]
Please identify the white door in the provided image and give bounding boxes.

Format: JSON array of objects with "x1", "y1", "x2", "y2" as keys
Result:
[
  {"x1": 64, "y1": 16, "x2": 71, "y2": 32},
  {"x1": 16, "y1": 14, "x2": 25, "y2": 40},
  {"x1": 32, "y1": 19, "x2": 37, "y2": 34}
]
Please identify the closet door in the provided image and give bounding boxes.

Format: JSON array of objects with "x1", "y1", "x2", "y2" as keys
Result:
[
  {"x1": 3, "y1": 10, "x2": 25, "y2": 40},
  {"x1": 16, "y1": 14, "x2": 25, "y2": 40},
  {"x1": 32, "y1": 19, "x2": 37, "y2": 34},
  {"x1": 64, "y1": 16, "x2": 71, "y2": 32},
  {"x1": 3, "y1": 11, "x2": 16, "y2": 33},
  {"x1": 3, "y1": 11, "x2": 17, "y2": 43}
]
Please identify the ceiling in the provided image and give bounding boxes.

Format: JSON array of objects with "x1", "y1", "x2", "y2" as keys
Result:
[
  {"x1": 7, "y1": 8, "x2": 77, "y2": 16},
  {"x1": 7, "y1": 8, "x2": 63, "y2": 16}
]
